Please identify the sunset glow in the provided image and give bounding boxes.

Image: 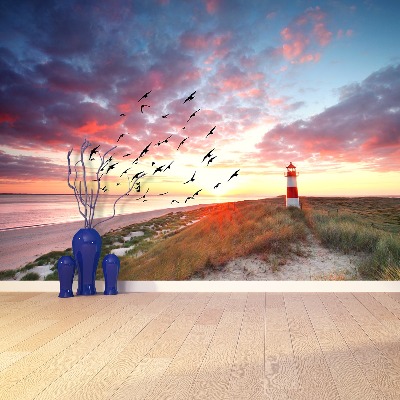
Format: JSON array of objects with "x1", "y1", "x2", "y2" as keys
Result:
[{"x1": 1, "y1": 0, "x2": 399, "y2": 202}]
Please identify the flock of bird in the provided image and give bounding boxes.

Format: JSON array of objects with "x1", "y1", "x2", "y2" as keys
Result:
[{"x1": 88, "y1": 90, "x2": 240, "y2": 203}]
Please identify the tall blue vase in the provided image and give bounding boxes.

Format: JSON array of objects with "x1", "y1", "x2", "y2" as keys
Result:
[
  {"x1": 102, "y1": 254, "x2": 120, "y2": 295},
  {"x1": 57, "y1": 256, "x2": 76, "y2": 298},
  {"x1": 72, "y1": 228, "x2": 102, "y2": 296}
]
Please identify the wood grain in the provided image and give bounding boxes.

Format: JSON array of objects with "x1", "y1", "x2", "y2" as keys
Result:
[{"x1": 0, "y1": 292, "x2": 399, "y2": 400}]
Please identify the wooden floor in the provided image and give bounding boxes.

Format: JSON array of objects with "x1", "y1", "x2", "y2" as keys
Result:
[{"x1": 0, "y1": 292, "x2": 399, "y2": 400}]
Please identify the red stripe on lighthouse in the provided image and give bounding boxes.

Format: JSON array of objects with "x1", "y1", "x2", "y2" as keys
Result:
[{"x1": 287, "y1": 186, "x2": 298, "y2": 198}]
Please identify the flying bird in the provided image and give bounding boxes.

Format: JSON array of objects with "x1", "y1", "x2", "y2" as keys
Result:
[
  {"x1": 123, "y1": 153, "x2": 131, "y2": 157},
  {"x1": 202, "y1": 148, "x2": 215, "y2": 163},
  {"x1": 138, "y1": 90, "x2": 152, "y2": 102},
  {"x1": 177, "y1": 137, "x2": 188, "y2": 150},
  {"x1": 120, "y1": 113, "x2": 126, "y2": 117},
  {"x1": 183, "y1": 91, "x2": 196, "y2": 103},
  {"x1": 185, "y1": 196, "x2": 194, "y2": 203},
  {"x1": 140, "y1": 104, "x2": 150, "y2": 113},
  {"x1": 139, "y1": 142, "x2": 152, "y2": 158},
  {"x1": 132, "y1": 171, "x2": 145, "y2": 180},
  {"x1": 89, "y1": 145, "x2": 100, "y2": 161},
  {"x1": 228, "y1": 169, "x2": 240, "y2": 182},
  {"x1": 100, "y1": 185, "x2": 107, "y2": 192},
  {"x1": 192, "y1": 189, "x2": 202, "y2": 197},
  {"x1": 106, "y1": 162, "x2": 119, "y2": 174},
  {"x1": 132, "y1": 158, "x2": 139, "y2": 164},
  {"x1": 214, "y1": 182, "x2": 221, "y2": 189},
  {"x1": 187, "y1": 109, "x2": 200, "y2": 122},
  {"x1": 162, "y1": 114, "x2": 170, "y2": 118},
  {"x1": 163, "y1": 161, "x2": 174, "y2": 171},
  {"x1": 159, "y1": 192, "x2": 169, "y2": 196},
  {"x1": 171, "y1": 199, "x2": 180, "y2": 204},
  {"x1": 153, "y1": 165, "x2": 165, "y2": 175},
  {"x1": 120, "y1": 167, "x2": 131, "y2": 177},
  {"x1": 206, "y1": 126, "x2": 216, "y2": 138},
  {"x1": 117, "y1": 134, "x2": 124, "y2": 142},
  {"x1": 207, "y1": 156, "x2": 217, "y2": 166},
  {"x1": 136, "y1": 188, "x2": 149, "y2": 201},
  {"x1": 155, "y1": 134, "x2": 172, "y2": 146},
  {"x1": 184, "y1": 171, "x2": 196, "y2": 184}
]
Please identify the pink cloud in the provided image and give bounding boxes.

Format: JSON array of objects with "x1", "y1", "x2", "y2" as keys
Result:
[
  {"x1": 204, "y1": 0, "x2": 220, "y2": 14},
  {"x1": 280, "y1": 6, "x2": 332, "y2": 63}
]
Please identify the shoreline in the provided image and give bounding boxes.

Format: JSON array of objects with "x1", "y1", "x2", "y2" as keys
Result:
[{"x1": 0, "y1": 203, "x2": 213, "y2": 271}]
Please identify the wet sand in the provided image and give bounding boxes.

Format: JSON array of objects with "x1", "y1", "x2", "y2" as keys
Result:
[{"x1": 0, "y1": 204, "x2": 208, "y2": 271}]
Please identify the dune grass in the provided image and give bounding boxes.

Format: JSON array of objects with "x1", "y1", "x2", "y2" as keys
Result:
[
  {"x1": 303, "y1": 198, "x2": 400, "y2": 280},
  {"x1": 119, "y1": 199, "x2": 308, "y2": 280}
]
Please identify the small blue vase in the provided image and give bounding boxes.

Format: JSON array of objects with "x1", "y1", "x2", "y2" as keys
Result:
[
  {"x1": 72, "y1": 228, "x2": 102, "y2": 296},
  {"x1": 57, "y1": 256, "x2": 76, "y2": 298},
  {"x1": 102, "y1": 254, "x2": 120, "y2": 295}
]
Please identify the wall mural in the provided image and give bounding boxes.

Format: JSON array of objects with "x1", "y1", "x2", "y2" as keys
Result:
[{"x1": 0, "y1": 1, "x2": 399, "y2": 288}]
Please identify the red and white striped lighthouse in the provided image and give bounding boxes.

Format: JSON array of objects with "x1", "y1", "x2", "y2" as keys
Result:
[{"x1": 285, "y1": 162, "x2": 300, "y2": 208}]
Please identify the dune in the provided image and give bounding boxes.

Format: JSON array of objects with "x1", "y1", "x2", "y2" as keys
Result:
[{"x1": 0, "y1": 204, "x2": 209, "y2": 271}]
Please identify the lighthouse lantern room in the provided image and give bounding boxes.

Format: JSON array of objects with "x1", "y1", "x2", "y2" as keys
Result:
[{"x1": 285, "y1": 162, "x2": 300, "y2": 208}]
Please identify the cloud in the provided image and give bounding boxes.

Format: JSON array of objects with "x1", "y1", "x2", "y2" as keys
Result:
[
  {"x1": 0, "y1": 150, "x2": 66, "y2": 180},
  {"x1": 280, "y1": 6, "x2": 332, "y2": 63},
  {"x1": 256, "y1": 64, "x2": 400, "y2": 172}
]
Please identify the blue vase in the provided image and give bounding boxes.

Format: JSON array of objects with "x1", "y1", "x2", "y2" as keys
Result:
[
  {"x1": 72, "y1": 228, "x2": 102, "y2": 296},
  {"x1": 102, "y1": 254, "x2": 120, "y2": 295},
  {"x1": 57, "y1": 256, "x2": 76, "y2": 298}
]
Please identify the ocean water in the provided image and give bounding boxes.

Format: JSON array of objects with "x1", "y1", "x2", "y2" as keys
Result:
[{"x1": 0, "y1": 194, "x2": 264, "y2": 231}]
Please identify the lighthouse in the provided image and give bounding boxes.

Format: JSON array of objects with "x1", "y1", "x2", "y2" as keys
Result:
[{"x1": 285, "y1": 162, "x2": 300, "y2": 208}]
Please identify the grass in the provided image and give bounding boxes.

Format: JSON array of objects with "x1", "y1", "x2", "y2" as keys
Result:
[
  {"x1": 303, "y1": 197, "x2": 400, "y2": 280},
  {"x1": 119, "y1": 199, "x2": 308, "y2": 280},
  {"x1": 20, "y1": 272, "x2": 40, "y2": 281}
]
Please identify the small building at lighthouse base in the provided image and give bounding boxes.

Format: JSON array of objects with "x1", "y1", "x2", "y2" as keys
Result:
[{"x1": 286, "y1": 197, "x2": 300, "y2": 208}]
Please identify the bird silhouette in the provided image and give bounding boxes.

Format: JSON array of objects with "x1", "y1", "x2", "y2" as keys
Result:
[
  {"x1": 106, "y1": 162, "x2": 119, "y2": 174},
  {"x1": 120, "y1": 167, "x2": 131, "y2": 177},
  {"x1": 138, "y1": 90, "x2": 151, "y2": 102},
  {"x1": 159, "y1": 192, "x2": 169, "y2": 195},
  {"x1": 183, "y1": 91, "x2": 196, "y2": 103},
  {"x1": 151, "y1": 161, "x2": 156, "y2": 166},
  {"x1": 100, "y1": 185, "x2": 107, "y2": 192},
  {"x1": 192, "y1": 189, "x2": 202, "y2": 197},
  {"x1": 163, "y1": 161, "x2": 173, "y2": 171},
  {"x1": 132, "y1": 158, "x2": 139, "y2": 164},
  {"x1": 123, "y1": 153, "x2": 131, "y2": 157},
  {"x1": 184, "y1": 171, "x2": 196, "y2": 184},
  {"x1": 136, "y1": 188, "x2": 149, "y2": 201},
  {"x1": 202, "y1": 148, "x2": 215, "y2": 163},
  {"x1": 185, "y1": 196, "x2": 194, "y2": 203},
  {"x1": 155, "y1": 134, "x2": 172, "y2": 146},
  {"x1": 131, "y1": 171, "x2": 145, "y2": 180},
  {"x1": 139, "y1": 142, "x2": 152, "y2": 158},
  {"x1": 206, "y1": 126, "x2": 216, "y2": 138},
  {"x1": 177, "y1": 137, "x2": 188, "y2": 150},
  {"x1": 187, "y1": 109, "x2": 200, "y2": 122},
  {"x1": 214, "y1": 182, "x2": 221, "y2": 189},
  {"x1": 171, "y1": 199, "x2": 180, "y2": 204},
  {"x1": 228, "y1": 169, "x2": 240, "y2": 181},
  {"x1": 89, "y1": 145, "x2": 100, "y2": 160},
  {"x1": 116, "y1": 182, "x2": 121, "y2": 186},
  {"x1": 117, "y1": 133, "x2": 128, "y2": 142},
  {"x1": 162, "y1": 114, "x2": 170, "y2": 118},
  {"x1": 207, "y1": 156, "x2": 217, "y2": 166},
  {"x1": 140, "y1": 104, "x2": 150, "y2": 113},
  {"x1": 153, "y1": 165, "x2": 165, "y2": 175},
  {"x1": 120, "y1": 113, "x2": 126, "y2": 117}
]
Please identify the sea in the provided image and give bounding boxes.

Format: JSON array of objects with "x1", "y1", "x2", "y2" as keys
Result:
[{"x1": 0, "y1": 194, "x2": 265, "y2": 231}]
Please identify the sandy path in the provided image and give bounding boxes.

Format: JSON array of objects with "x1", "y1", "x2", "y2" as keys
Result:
[
  {"x1": 190, "y1": 230, "x2": 361, "y2": 281},
  {"x1": 0, "y1": 204, "x2": 208, "y2": 271}
]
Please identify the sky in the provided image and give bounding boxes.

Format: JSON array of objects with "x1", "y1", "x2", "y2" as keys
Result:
[{"x1": 0, "y1": 0, "x2": 399, "y2": 202}]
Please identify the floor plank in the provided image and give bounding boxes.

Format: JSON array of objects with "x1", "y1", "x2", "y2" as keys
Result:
[{"x1": 0, "y1": 292, "x2": 399, "y2": 400}]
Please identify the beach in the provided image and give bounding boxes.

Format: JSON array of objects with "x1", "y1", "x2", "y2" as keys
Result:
[{"x1": 0, "y1": 204, "x2": 209, "y2": 271}]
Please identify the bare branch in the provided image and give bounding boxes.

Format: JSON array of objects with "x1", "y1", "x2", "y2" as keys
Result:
[{"x1": 93, "y1": 172, "x2": 146, "y2": 229}]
